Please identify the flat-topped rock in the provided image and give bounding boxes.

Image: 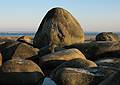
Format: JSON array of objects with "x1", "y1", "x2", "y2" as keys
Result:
[{"x1": 65, "y1": 41, "x2": 120, "y2": 61}]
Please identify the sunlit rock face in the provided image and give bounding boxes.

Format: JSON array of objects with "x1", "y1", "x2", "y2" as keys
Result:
[{"x1": 33, "y1": 7, "x2": 84, "y2": 49}]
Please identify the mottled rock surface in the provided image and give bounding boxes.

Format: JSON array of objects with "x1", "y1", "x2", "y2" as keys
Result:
[
  {"x1": 96, "y1": 32, "x2": 119, "y2": 41},
  {"x1": 1, "y1": 59, "x2": 44, "y2": 73},
  {"x1": 51, "y1": 67, "x2": 106, "y2": 85},
  {"x1": 1, "y1": 42, "x2": 39, "y2": 62},
  {"x1": 33, "y1": 7, "x2": 84, "y2": 50}
]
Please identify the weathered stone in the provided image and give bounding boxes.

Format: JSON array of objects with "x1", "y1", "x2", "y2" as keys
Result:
[
  {"x1": 1, "y1": 59, "x2": 44, "y2": 73},
  {"x1": 1, "y1": 42, "x2": 39, "y2": 62},
  {"x1": 50, "y1": 58, "x2": 97, "y2": 78},
  {"x1": 0, "y1": 72, "x2": 44, "y2": 85},
  {"x1": 39, "y1": 48, "x2": 86, "y2": 75},
  {"x1": 33, "y1": 7, "x2": 84, "y2": 51},
  {"x1": 65, "y1": 41, "x2": 120, "y2": 61},
  {"x1": 51, "y1": 67, "x2": 108, "y2": 85},
  {"x1": 17, "y1": 36, "x2": 33, "y2": 45},
  {"x1": 96, "y1": 32, "x2": 119, "y2": 41}
]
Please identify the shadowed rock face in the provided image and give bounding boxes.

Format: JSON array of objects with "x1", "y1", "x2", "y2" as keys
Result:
[
  {"x1": 1, "y1": 42, "x2": 39, "y2": 63},
  {"x1": 96, "y1": 32, "x2": 119, "y2": 41},
  {"x1": 0, "y1": 72, "x2": 44, "y2": 85},
  {"x1": 33, "y1": 7, "x2": 84, "y2": 49},
  {"x1": 99, "y1": 72, "x2": 120, "y2": 85},
  {"x1": 51, "y1": 67, "x2": 107, "y2": 85}
]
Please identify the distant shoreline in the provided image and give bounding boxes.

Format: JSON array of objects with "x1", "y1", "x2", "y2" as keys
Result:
[{"x1": 0, "y1": 32, "x2": 120, "y2": 36}]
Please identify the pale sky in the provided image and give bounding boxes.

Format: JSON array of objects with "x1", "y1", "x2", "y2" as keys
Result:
[{"x1": 0, "y1": 0, "x2": 120, "y2": 32}]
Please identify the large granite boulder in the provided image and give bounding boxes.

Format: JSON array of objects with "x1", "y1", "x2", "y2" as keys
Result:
[
  {"x1": 51, "y1": 67, "x2": 110, "y2": 85},
  {"x1": 96, "y1": 32, "x2": 119, "y2": 41},
  {"x1": 33, "y1": 7, "x2": 84, "y2": 51},
  {"x1": 0, "y1": 72, "x2": 44, "y2": 85},
  {"x1": 1, "y1": 42, "x2": 39, "y2": 63},
  {"x1": 1, "y1": 59, "x2": 44, "y2": 73},
  {"x1": 39, "y1": 48, "x2": 86, "y2": 74},
  {"x1": 65, "y1": 41, "x2": 120, "y2": 61}
]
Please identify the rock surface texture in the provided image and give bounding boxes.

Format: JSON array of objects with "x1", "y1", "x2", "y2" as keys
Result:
[
  {"x1": 96, "y1": 32, "x2": 119, "y2": 41},
  {"x1": 33, "y1": 7, "x2": 84, "y2": 51}
]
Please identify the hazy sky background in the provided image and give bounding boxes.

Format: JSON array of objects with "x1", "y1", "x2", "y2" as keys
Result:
[{"x1": 0, "y1": 0, "x2": 120, "y2": 32}]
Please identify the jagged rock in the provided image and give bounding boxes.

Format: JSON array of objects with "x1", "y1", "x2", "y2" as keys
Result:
[
  {"x1": 96, "y1": 32, "x2": 119, "y2": 41},
  {"x1": 51, "y1": 67, "x2": 109, "y2": 85},
  {"x1": 0, "y1": 72, "x2": 44, "y2": 85},
  {"x1": 65, "y1": 41, "x2": 120, "y2": 61},
  {"x1": 1, "y1": 59, "x2": 44, "y2": 73},
  {"x1": 33, "y1": 7, "x2": 84, "y2": 51},
  {"x1": 1, "y1": 42, "x2": 39, "y2": 63},
  {"x1": 17, "y1": 36, "x2": 33, "y2": 45},
  {"x1": 99, "y1": 72, "x2": 120, "y2": 85},
  {"x1": 39, "y1": 48, "x2": 86, "y2": 75}
]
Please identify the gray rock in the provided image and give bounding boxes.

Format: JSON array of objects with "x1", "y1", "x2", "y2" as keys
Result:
[
  {"x1": 33, "y1": 7, "x2": 84, "y2": 51},
  {"x1": 96, "y1": 32, "x2": 119, "y2": 41}
]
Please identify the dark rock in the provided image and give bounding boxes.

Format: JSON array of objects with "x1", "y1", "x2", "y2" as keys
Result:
[
  {"x1": 33, "y1": 7, "x2": 84, "y2": 51},
  {"x1": 99, "y1": 72, "x2": 120, "y2": 85},
  {"x1": 96, "y1": 32, "x2": 119, "y2": 41},
  {"x1": 0, "y1": 53, "x2": 2, "y2": 66},
  {"x1": 17, "y1": 36, "x2": 33, "y2": 45},
  {"x1": 1, "y1": 42, "x2": 39, "y2": 63},
  {"x1": 0, "y1": 41, "x2": 18, "y2": 51},
  {"x1": 1, "y1": 59, "x2": 44, "y2": 73},
  {"x1": 95, "y1": 58, "x2": 120, "y2": 70},
  {"x1": 51, "y1": 67, "x2": 110, "y2": 85},
  {"x1": 0, "y1": 72, "x2": 44, "y2": 85},
  {"x1": 65, "y1": 41, "x2": 120, "y2": 61}
]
